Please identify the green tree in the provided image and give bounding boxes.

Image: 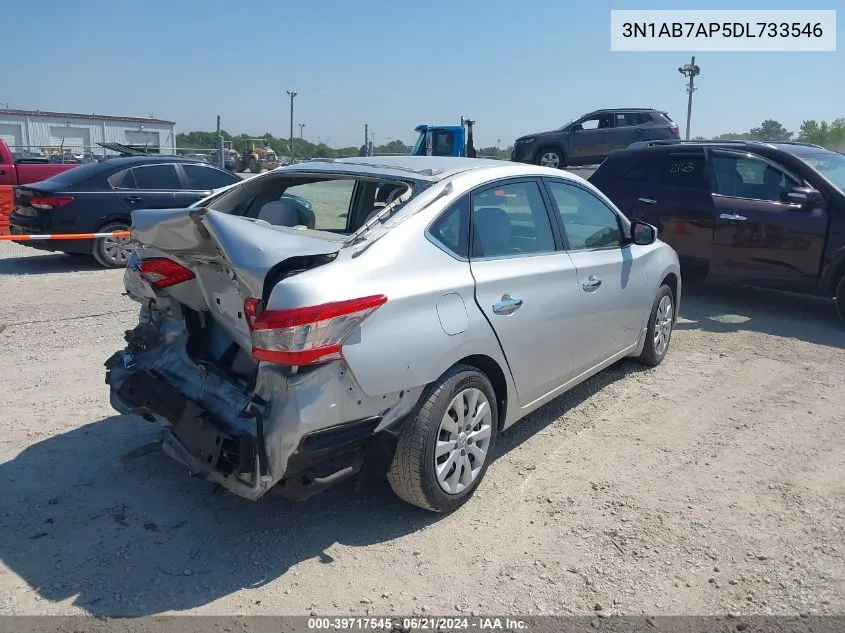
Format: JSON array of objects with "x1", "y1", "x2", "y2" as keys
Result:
[{"x1": 748, "y1": 119, "x2": 793, "y2": 142}]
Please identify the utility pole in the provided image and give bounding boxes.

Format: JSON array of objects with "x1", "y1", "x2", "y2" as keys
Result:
[
  {"x1": 216, "y1": 115, "x2": 224, "y2": 170},
  {"x1": 286, "y1": 90, "x2": 298, "y2": 162},
  {"x1": 364, "y1": 123, "x2": 369, "y2": 156},
  {"x1": 677, "y1": 56, "x2": 700, "y2": 140},
  {"x1": 368, "y1": 132, "x2": 375, "y2": 156}
]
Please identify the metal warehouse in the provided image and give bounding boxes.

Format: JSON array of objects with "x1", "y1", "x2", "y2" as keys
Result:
[{"x1": 0, "y1": 108, "x2": 176, "y2": 156}]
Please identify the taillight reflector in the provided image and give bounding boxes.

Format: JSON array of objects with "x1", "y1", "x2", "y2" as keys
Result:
[
  {"x1": 139, "y1": 257, "x2": 196, "y2": 289},
  {"x1": 246, "y1": 294, "x2": 387, "y2": 366},
  {"x1": 29, "y1": 196, "x2": 74, "y2": 210}
]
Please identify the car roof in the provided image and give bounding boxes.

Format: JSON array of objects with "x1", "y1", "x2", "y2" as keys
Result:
[
  {"x1": 99, "y1": 155, "x2": 217, "y2": 168},
  {"x1": 272, "y1": 155, "x2": 529, "y2": 182}
]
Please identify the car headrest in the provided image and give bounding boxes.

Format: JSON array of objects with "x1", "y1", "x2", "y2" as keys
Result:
[
  {"x1": 473, "y1": 207, "x2": 512, "y2": 256},
  {"x1": 257, "y1": 200, "x2": 304, "y2": 227}
]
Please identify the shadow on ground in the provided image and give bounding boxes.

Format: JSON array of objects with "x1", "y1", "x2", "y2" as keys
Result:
[
  {"x1": 676, "y1": 282, "x2": 845, "y2": 349},
  {"x1": 0, "y1": 355, "x2": 640, "y2": 616},
  {"x1": 0, "y1": 252, "x2": 102, "y2": 276}
]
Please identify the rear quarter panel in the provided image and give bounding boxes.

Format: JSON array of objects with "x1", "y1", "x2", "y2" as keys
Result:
[{"x1": 269, "y1": 208, "x2": 514, "y2": 402}]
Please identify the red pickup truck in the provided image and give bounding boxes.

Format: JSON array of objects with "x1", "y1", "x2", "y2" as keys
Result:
[
  {"x1": 0, "y1": 139, "x2": 79, "y2": 234},
  {"x1": 0, "y1": 139, "x2": 79, "y2": 187}
]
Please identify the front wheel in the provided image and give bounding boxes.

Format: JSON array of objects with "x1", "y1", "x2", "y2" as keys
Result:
[
  {"x1": 387, "y1": 365, "x2": 498, "y2": 513},
  {"x1": 535, "y1": 147, "x2": 566, "y2": 169},
  {"x1": 92, "y1": 222, "x2": 132, "y2": 269},
  {"x1": 636, "y1": 284, "x2": 675, "y2": 367}
]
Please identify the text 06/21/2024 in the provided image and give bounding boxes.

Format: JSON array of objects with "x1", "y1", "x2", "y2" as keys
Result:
[{"x1": 610, "y1": 9, "x2": 837, "y2": 52}]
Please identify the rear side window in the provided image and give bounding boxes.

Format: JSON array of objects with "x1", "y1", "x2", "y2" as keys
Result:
[
  {"x1": 428, "y1": 195, "x2": 470, "y2": 258},
  {"x1": 110, "y1": 169, "x2": 137, "y2": 189},
  {"x1": 131, "y1": 164, "x2": 182, "y2": 190},
  {"x1": 622, "y1": 160, "x2": 652, "y2": 182},
  {"x1": 183, "y1": 164, "x2": 237, "y2": 190},
  {"x1": 655, "y1": 153, "x2": 708, "y2": 190},
  {"x1": 280, "y1": 180, "x2": 356, "y2": 231}
]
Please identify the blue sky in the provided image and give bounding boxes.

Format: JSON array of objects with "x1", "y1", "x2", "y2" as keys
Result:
[{"x1": 4, "y1": 0, "x2": 842, "y2": 148}]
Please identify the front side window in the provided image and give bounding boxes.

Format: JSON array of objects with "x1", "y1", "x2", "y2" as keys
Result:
[
  {"x1": 710, "y1": 152, "x2": 800, "y2": 201},
  {"x1": 546, "y1": 180, "x2": 623, "y2": 250}
]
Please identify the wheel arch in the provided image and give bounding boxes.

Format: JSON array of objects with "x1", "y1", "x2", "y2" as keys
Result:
[{"x1": 453, "y1": 354, "x2": 509, "y2": 431}]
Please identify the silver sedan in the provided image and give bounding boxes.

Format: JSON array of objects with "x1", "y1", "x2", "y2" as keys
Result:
[{"x1": 107, "y1": 156, "x2": 681, "y2": 513}]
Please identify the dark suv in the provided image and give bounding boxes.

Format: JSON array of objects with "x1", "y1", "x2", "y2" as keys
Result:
[
  {"x1": 588, "y1": 139, "x2": 845, "y2": 319},
  {"x1": 511, "y1": 108, "x2": 680, "y2": 169}
]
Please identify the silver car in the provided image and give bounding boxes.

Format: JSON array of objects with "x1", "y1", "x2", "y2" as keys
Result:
[{"x1": 106, "y1": 156, "x2": 681, "y2": 513}]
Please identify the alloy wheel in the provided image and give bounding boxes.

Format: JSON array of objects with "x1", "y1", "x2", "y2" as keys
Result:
[
  {"x1": 434, "y1": 387, "x2": 493, "y2": 495},
  {"x1": 653, "y1": 294, "x2": 674, "y2": 356}
]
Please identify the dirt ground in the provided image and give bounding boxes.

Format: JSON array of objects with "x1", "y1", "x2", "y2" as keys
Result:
[{"x1": 0, "y1": 240, "x2": 843, "y2": 619}]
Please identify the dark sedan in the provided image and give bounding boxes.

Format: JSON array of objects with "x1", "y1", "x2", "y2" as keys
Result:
[{"x1": 10, "y1": 156, "x2": 240, "y2": 267}]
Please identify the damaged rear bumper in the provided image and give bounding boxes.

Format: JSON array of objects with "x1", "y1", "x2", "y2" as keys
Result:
[{"x1": 105, "y1": 343, "x2": 421, "y2": 502}]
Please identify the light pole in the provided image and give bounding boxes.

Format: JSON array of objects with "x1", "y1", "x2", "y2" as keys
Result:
[
  {"x1": 677, "y1": 57, "x2": 700, "y2": 140},
  {"x1": 368, "y1": 132, "x2": 375, "y2": 156},
  {"x1": 298, "y1": 123, "x2": 305, "y2": 140},
  {"x1": 286, "y1": 90, "x2": 298, "y2": 162}
]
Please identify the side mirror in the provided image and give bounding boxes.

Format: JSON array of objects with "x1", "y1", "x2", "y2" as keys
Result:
[
  {"x1": 781, "y1": 186, "x2": 823, "y2": 209},
  {"x1": 630, "y1": 220, "x2": 657, "y2": 246}
]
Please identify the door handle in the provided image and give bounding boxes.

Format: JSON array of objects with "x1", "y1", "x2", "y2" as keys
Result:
[
  {"x1": 492, "y1": 294, "x2": 523, "y2": 315},
  {"x1": 582, "y1": 275, "x2": 602, "y2": 292},
  {"x1": 128, "y1": 196, "x2": 143, "y2": 202},
  {"x1": 0, "y1": 169, "x2": 5, "y2": 175},
  {"x1": 719, "y1": 212, "x2": 747, "y2": 222},
  {"x1": 638, "y1": 197, "x2": 657, "y2": 204}
]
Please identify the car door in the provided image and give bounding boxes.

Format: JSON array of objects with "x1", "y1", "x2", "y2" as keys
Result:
[
  {"x1": 177, "y1": 163, "x2": 240, "y2": 206},
  {"x1": 468, "y1": 178, "x2": 582, "y2": 406},
  {"x1": 609, "y1": 112, "x2": 642, "y2": 152},
  {"x1": 630, "y1": 149, "x2": 716, "y2": 275},
  {"x1": 115, "y1": 164, "x2": 180, "y2": 211},
  {"x1": 570, "y1": 114, "x2": 613, "y2": 164},
  {"x1": 543, "y1": 178, "x2": 650, "y2": 374},
  {"x1": 707, "y1": 149, "x2": 828, "y2": 290}
]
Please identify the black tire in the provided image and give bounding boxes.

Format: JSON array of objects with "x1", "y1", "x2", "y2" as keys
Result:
[
  {"x1": 835, "y1": 275, "x2": 845, "y2": 322},
  {"x1": 534, "y1": 146, "x2": 566, "y2": 169},
  {"x1": 636, "y1": 284, "x2": 675, "y2": 367},
  {"x1": 387, "y1": 364, "x2": 498, "y2": 513},
  {"x1": 249, "y1": 159, "x2": 261, "y2": 174},
  {"x1": 91, "y1": 222, "x2": 131, "y2": 269}
]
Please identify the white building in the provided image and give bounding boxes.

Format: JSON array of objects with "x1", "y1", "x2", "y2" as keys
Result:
[{"x1": 0, "y1": 108, "x2": 176, "y2": 156}]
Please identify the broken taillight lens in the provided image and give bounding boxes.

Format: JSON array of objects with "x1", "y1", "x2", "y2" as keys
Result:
[
  {"x1": 245, "y1": 294, "x2": 387, "y2": 366},
  {"x1": 139, "y1": 257, "x2": 196, "y2": 289},
  {"x1": 29, "y1": 196, "x2": 74, "y2": 210}
]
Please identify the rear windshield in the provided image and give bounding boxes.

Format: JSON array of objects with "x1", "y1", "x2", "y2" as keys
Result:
[
  {"x1": 203, "y1": 173, "x2": 421, "y2": 235},
  {"x1": 40, "y1": 161, "x2": 111, "y2": 185}
]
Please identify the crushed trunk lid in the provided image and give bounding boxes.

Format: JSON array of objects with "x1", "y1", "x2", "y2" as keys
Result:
[{"x1": 130, "y1": 206, "x2": 344, "y2": 351}]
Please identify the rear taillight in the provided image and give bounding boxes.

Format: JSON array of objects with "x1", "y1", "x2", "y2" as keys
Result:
[
  {"x1": 669, "y1": 123, "x2": 679, "y2": 134},
  {"x1": 139, "y1": 258, "x2": 196, "y2": 289},
  {"x1": 246, "y1": 294, "x2": 387, "y2": 366},
  {"x1": 29, "y1": 196, "x2": 74, "y2": 210}
]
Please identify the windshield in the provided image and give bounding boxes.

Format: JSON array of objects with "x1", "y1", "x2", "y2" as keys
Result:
[
  {"x1": 800, "y1": 151, "x2": 845, "y2": 192},
  {"x1": 40, "y1": 161, "x2": 110, "y2": 184},
  {"x1": 411, "y1": 131, "x2": 426, "y2": 155}
]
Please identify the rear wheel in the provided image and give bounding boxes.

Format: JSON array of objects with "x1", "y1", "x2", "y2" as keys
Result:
[
  {"x1": 835, "y1": 275, "x2": 845, "y2": 322},
  {"x1": 387, "y1": 364, "x2": 498, "y2": 513},
  {"x1": 535, "y1": 146, "x2": 565, "y2": 169},
  {"x1": 636, "y1": 284, "x2": 675, "y2": 367},
  {"x1": 92, "y1": 222, "x2": 131, "y2": 269},
  {"x1": 249, "y1": 158, "x2": 261, "y2": 173}
]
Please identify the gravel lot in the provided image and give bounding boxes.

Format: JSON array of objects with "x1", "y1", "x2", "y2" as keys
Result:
[{"x1": 0, "y1": 238, "x2": 843, "y2": 619}]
